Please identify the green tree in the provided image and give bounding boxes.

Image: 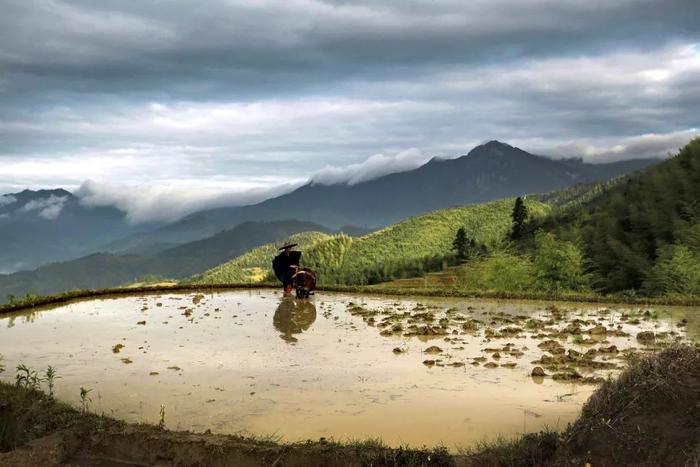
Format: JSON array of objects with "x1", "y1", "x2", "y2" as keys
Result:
[
  {"x1": 452, "y1": 227, "x2": 468, "y2": 260},
  {"x1": 532, "y1": 231, "x2": 589, "y2": 292},
  {"x1": 510, "y1": 196, "x2": 528, "y2": 240},
  {"x1": 645, "y1": 244, "x2": 700, "y2": 296}
]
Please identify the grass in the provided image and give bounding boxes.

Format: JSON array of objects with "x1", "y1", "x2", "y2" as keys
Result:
[
  {"x1": 458, "y1": 430, "x2": 560, "y2": 467},
  {"x1": 556, "y1": 345, "x2": 700, "y2": 466}
]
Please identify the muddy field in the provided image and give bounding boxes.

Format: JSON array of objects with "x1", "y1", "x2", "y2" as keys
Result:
[{"x1": 0, "y1": 290, "x2": 697, "y2": 451}]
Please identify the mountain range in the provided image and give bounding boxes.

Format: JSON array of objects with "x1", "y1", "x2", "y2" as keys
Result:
[
  {"x1": 103, "y1": 141, "x2": 659, "y2": 255},
  {"x1": 0, "y1": 140, "x2": 662, "y2": 300}
]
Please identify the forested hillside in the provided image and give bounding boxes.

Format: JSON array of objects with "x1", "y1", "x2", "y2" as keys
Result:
[
  {"x1": 546, "y1": 138, "x2": 700, "y2": 295},
  {"x1": 452, "y1": 138, "x2": 700, "y2": 297},
  {"x1": 192, "y1": 198, "x2": 550, "y2": 286}
]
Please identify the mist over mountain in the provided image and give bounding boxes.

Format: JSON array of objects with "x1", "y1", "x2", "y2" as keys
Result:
[
  {"x1": 107, "y1": 141, "x2": 660, "y2": 254},
  {"x1": 0, "y1": 189, "x2": 157, "y2": 273}
]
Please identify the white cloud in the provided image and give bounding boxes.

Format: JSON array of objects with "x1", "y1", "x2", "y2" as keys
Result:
[
  {"x1": 310, "y1": 148, "x2": 432, "y2": 185},
  {"x1": 20, "y1": 195, "x2": 68, "y2": 220},
  {"x1": 531, "y1": 129, "x2": 698, "y2": 163},
  {"x1": 0, "y1": 195, "x2": 17, "y2": 207},
  {"x1": 75, "y1": 179, "x2": 304, "y2": 224}
]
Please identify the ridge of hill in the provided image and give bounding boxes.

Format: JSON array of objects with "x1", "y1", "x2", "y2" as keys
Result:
[{"x1": 192, "y1": 198, "x2": 550, "y2": 286}]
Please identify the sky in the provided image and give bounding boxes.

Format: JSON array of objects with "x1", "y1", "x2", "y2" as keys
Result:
[{"x1": 1, "y1": 0, "x2": 699, "y2": 222}]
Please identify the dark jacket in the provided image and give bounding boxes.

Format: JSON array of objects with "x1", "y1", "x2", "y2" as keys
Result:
[{"x1": 272, "y1": 250, "x2": 301, "y2": 285}]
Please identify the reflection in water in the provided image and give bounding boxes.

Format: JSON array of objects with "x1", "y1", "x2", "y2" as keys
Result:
[
  {"x1": 273, "y1": 298, "x2": 317, "y2": 343},
  {"x1": 5, "y1": 310, "x2": 41, "y2": 328}
]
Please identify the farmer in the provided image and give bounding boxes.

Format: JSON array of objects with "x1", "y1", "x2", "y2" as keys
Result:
[{"x1": 272, "y1": 241, "x2": 301, "y2": 294}]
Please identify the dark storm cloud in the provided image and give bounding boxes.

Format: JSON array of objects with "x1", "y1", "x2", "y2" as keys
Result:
[
  {"x1": 2, "y1": 0, "x2": 700, "y2": 99},
  {"x1": 1, "y1": 0, "x2": 699, "y2": 221}
]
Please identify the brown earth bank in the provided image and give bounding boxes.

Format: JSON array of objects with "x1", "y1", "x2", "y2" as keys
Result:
[{"x1": 1, "y1": 346, "x2": 699, "y2": 467}]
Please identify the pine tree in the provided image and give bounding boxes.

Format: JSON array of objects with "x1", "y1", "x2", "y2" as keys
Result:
[
  {"x1": 452, "y1": 227, "x2": 468, "y2": 260},
  {"x1": 510, "y1": 197, "x2": 528, "y2": 240}
]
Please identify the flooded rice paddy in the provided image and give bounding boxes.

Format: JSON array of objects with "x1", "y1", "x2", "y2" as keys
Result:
[{"x1": 0, "y1": 290, "x2": 697, "y2": 450}]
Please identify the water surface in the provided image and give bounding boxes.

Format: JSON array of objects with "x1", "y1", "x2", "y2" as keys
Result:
[{"x1": 0, "y1": 290, "x2": 696, "y2": 450}]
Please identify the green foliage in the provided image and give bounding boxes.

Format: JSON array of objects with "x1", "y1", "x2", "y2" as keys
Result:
[
  {"x1": 455, "y1": 232, "x2": 589, "y2": 294},
  {"x1": 452, "y1": 227, "x2": 486, "y2": 262},
  {"x1": 15, "y1": 364, "x2": 41, "y2": 391},
  {"x1": 457, "y1": 251, "x2": 536, "y2": 292},
  {"x1": 645, "y1": 244, "x2": 700, "y2": 296},
  {"x1": 510, "y1": 196, "x2": 529, "y2": 240},
  {"x1": 531, "y1": 231, "x2": 589, "y2": 293},
  {"x1": 524, "y1": 138, "x2": 700, "y2": 296},
  {"x1": 320, "y1": 198, "x2": 547, "y2": 285},
  {"x1": 532, "y1": 179, "x2": 622, "y2": 210},
  {"x1": 0, "y1": 354, "x2": 4, "y2": 375},
  {"x1": 44, "y1": 366, "x2": 60, "y2": 399},
  {"x1": 452, "y1": 227, "x2": 468, "y2": 260},
  {"x1": 580, "y1": 139, "x2": 700, "y2": 292}
]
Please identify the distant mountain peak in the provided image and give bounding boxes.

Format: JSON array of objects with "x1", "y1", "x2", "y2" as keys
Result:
[
  {"x1": 483, "y1": 140, "x2": 513, "y2": 149},
  {"x1": 10, "y1": 188, "x2": 73, "y2": 199},
  {"x1": 467, "y1": 140, "x2": 534, "y2": 160}
]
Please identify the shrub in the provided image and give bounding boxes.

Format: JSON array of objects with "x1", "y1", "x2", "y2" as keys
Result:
[
  {"x1": 645, "y1": 244, "x2": 700, "y2": 296},
  {"x1": 457, "y1": 251, "x2": 536, "y2": 292},
  {"x1": 532, "y1": 231, "x2": 589, "y2": 293}
]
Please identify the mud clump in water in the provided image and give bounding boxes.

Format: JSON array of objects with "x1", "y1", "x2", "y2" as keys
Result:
[
  {"x1": 192, "y1": 294, "x2": 205, "y2": 305},
  {"x1": 424, "y1": 346, "x2": 443, "y2": 355},
  {"x1": 587, "y1": 325, "x2": 608, "y2": 335},
  {"x1": 538, "y1": 340, "x2": 565, "y2": 355},
  {"x1": 636, "y1": 331, "x2": 656, "y2": 344}
]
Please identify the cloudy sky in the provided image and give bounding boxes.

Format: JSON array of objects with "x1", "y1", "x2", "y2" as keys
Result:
[{"x1": 1, "y1": 0, "x2": 699, "y2": 220}]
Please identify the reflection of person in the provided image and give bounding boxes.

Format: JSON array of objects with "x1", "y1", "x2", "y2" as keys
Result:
[
  {"x1": 273, "y1": 297, "x2": 316, "y2": 343},
  {"x1": 272, "y1": 242, "x2": 301, "y2": 295}
]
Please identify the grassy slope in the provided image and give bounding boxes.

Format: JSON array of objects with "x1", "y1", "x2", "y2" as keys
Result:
[
  {"x1": 191, "y1": 198, "x2": 550, "y2": 286},
  {"x1": 189, "y1": 231, "x2": 331, "y2": 284},
  {"x1": 339, "y1": 198, "x2": 548, "y2": 272}
]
